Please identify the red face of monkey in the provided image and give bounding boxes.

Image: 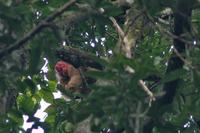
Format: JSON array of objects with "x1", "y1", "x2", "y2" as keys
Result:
[
  {"x1": 55, "y1": 61, "x2": 69, "y2": 76},
  {"x1": 55, "y1": 61, "x2": 70, "y2": 84}
]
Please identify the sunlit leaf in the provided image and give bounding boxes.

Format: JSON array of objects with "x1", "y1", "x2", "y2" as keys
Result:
[{"x1": 17, "y1": 95, "x2": 37, "y2": 115}]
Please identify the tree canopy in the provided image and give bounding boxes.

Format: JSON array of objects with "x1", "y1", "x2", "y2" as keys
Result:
[{"x1": 0, "y1": 0, "x2": 200, "y2": 133}]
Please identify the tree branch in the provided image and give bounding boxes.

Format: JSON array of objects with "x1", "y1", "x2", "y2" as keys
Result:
[
  {"x1": 0, "y1": 0, "x2": 77, "y2": 59},
  {"x1": 134, "y1": 101, "x2": 142, "y2": 133},
  {"x1": 173, "y1": 47, "x2": 194, "y2": 69},
  {"x1": 109, "y1": 16, "x2": 125, "y2": 38},
  {"x1": 138, "y1": 80, "x2": 156, "y2": 104},
  {"x1": 56, "y1": 47, "x2": 104, "y2": 70}
]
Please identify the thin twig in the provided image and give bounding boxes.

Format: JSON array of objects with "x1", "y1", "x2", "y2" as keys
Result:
[
  {"x1": 164, "y1": 29, "x2": 194, "y2": 45},
  {"x1": 109, "y1": 16, "x2": 126, "y2": 56},
  {"x1": 131, "y1": 106, "x2": 150, "y2": 118},
  {"x1": 109, "y1": 16, "x2": 125, "y2": 39},
  {"x1": 134, "y1": 101, "x2": 142, "y2": 133},
  {"x1": 0, "y1": 0, "x2": 77, "y2": 58},
  {"x1": 138, "y1": 80, "x2": 156, "y2": 105},
  {"x1": 173, "y1": 47, "x2": 194, "y2": 69}
]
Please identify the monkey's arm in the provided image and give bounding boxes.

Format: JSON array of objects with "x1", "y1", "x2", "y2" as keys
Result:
[{"x1": 64, "y1": 65, "x2": 82, "y2": 90}]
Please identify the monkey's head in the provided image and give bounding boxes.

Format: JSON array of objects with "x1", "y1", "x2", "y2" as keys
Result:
[{"x1": 55, "y1": 61, "x2": 70, "y2": 78}]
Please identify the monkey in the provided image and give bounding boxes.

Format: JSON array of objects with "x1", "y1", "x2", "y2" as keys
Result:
[{"x1": 55, "y1": 60, "x2": 83, "y2": 92}]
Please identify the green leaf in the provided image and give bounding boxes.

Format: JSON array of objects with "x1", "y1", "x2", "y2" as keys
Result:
[
  {"x1": 39, "y1": 89, "x2": 54, "y2": 103},
  {"x1": 45, "y1": 115, "x2": 55, "y2": 124},
  {"x1": 17, "y1": 95, "x2": 37, "y2": 115},
  {"x1": 44, "y1": 105, "x2": 56, "y2": 115},
  {"x1": 64, "y1": 121, "x2": 74, "y2": 133},
  {"x1": 193, "y1": 70, "x2": 200, "y2": 89},
  {"x1": 0, "y1": 35, "x2": 16, "y2": 44},
  {"x1": 86, "y1": 70, "x2": 116, "y2": 80},
  {"x1": 7, "y1": 110, "x2": 23, "y2": 125},
  {"x1": 28, "y1": 43, "x2": 42, "y2": 75},
  {"x1": 24, "y1": 78, "x2": 36, "y2": 93},
  {"x1": 48, "y1": 81, "x2": 57, "y2": 92}
]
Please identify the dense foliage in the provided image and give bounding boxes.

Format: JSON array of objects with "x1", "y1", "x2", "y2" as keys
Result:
[{"x1": 0, "y1": 0, "x2": 200, "y2": 133}]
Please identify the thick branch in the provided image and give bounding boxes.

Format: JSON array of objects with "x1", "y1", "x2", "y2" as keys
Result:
[
  {"x1": 56, "y1": 47, "x2": 104, "y2": 70},
  {"x1": 0, "y1": 0, "x2": 77, "y2": 59}
]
